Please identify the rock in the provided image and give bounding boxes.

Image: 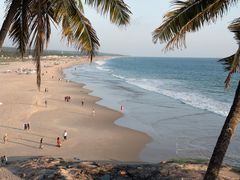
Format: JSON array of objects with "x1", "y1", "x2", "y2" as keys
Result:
[
  {"x1": 119, "y1": 170, "x2": 127, "y2": 176},
  {"x1": 80, "y1": 161, "x2": 94, "y2": 166},
  {"x1": 100, "y1": 174, "x2": 111, "y2": 180},
  {"x1": 47, "y1": 173, "x2": 56, "y2": 179},
  {"x1": 87, "y1": 165, "x2": 98, "y2": 169},
  {"x1": 160, "y1": 169, "x2": 169, "y2": 176},
  {"x1": 20, "y1": 173, "x2": 26, "y2": 178},
  {"x1": 3, "y1": 157, "x2": 239, "y2": 180}
]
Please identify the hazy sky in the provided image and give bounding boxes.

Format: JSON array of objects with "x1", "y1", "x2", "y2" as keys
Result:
[{"x1": 0, "y1": 1, "x2": 239, "y2": 57}]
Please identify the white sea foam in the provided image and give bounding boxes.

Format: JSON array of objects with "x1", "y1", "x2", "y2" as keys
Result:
[
  {"x1": 95, "y1": 61, "x2": 106, "y2": 66},
  {"x1": 112, "y1": 74, "x2": 125, "y2": 79},
  {"x1": 96, "y1": 62, "x2": 230, "y2": 117},
  {"x1": 96, "y1": 66, "x2": 111, "y2": 72},
  {"x1": 124, "y1": 78, "x2": 230, "y2": 117}
]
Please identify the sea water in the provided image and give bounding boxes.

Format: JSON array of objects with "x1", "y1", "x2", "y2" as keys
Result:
[{"x1": 64, "y1": 57, "x2": 240, "y2": 166}]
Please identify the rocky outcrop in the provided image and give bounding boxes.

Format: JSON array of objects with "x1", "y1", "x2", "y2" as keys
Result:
[{"x1": 1, "y1": 157, "x2": 239, "y2": 180}]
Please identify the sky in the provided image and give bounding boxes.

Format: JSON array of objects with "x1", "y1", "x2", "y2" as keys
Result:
[{"x1": 0, "y1": 0, "x2": 239, "y2": 58}]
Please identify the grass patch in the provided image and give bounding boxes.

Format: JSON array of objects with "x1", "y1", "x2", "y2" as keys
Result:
[
  {"x1": 169, "y1": 158, "x2": 209, "y2": 164},
  {"x1": 232, "y1": 166, "x2": 240, "y2": 174}
]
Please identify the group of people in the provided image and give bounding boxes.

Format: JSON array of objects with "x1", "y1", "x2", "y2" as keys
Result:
[
  {"x1": 39, "y1": 130, "x2": 68, "y2": 149},
  {"x1": 64, "y1": 96, "x2": 71, "y2": 102},
  {"x1": 56, "y1": 130, "x2": 68, "y2": 148},
  {"x1": 24, "y1": 122, "x2": 30, "y2": 130}
]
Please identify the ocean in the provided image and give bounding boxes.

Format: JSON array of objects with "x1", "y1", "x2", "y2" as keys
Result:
[{"x1": 64, "y1": 57, "x2": 240, "y2": 166}]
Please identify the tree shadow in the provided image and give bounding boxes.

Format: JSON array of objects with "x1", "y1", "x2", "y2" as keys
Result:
[
  {"x1": 43, "y1": 142, "x2": 57, "y2": 148},
  {"x1": 20, "y1": 138, "x2": 39, "y2": 144},
  {"x1": 0, "y1": 125, "x2": 56, "y2": 140},
  {"x1": 8, "y1": 140, "x2": 38, "y2": 149},
  {"x1": 46, "y1": 97, "x2": 62, "y2": 103},
  {"x1": 0, "y1": 125, "x2": 23, "y2": 131},
  {"x1": 3, "y1": 102, "x2": 46, "y2": 108},
  {"x1": 21, "y1": 138, "x2": 56, "y2": 148}
]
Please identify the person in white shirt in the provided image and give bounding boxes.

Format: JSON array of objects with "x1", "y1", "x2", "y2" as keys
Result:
[{"x1": 63, "y1": 130, "x2": 67, "y2": 140}]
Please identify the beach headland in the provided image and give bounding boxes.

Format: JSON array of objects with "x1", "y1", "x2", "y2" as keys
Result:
[
  {"x1": 0, "y1": 56, "x2": 150, "y2": 162},
  {"x1": 0, "y1": 157, "x2": 239, "y2": 179}
]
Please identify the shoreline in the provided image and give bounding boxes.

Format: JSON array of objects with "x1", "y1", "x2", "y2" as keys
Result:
[
  {"x1": 60, "y1": 56, "x2": 153, "y2": 161},
  {"x1": 0, "y1": 56, "x2": 151, "y2": 162}
]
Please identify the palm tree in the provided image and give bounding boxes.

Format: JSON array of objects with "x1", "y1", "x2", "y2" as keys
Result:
[
  {"x1": 152, "y1": 1, "x2": 240, "y2": 179},
  {"x1": 0, "y1": 0, "x2": 131, "y2": 90}
]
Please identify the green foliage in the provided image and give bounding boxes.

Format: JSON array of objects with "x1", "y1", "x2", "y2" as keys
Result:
[
  {"x1": 85, "y1": 0, "x2": 131, "y2": 26},
  {"x1": 153, "y1": 0, "x2": 239, "y2": 50},
  {"x1": 232, "y1": 166, "x2": 240, "y2": 174},
  {"x1": 9, "y1": 0, "x2": 29, "y2": 58},
  {"x1": 219, "y1": 17, "x2": 240, "y2": 87},
  {"x1": 170, "y1": 158, "x2": 209, "y2": 164}
]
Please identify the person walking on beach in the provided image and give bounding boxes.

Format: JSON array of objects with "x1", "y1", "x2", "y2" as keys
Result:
[
  {"x1": 45, "y1": 100, "x2": 48, "y2": 107},
  {"x1": 27, "y1": 122, "x2": 30, "y2": 130},
  {"x1": 81, "y1": 97, "x2": 85, "y2": 106},
  {"x1": 3, "y1": 134, "x2": 8, "y2": 144},
  {"x1": 24, "y1": 123, "x2": 27, "y2": 130},
  {"x1": 63, "y1": 130, "x2": 67, "y2": 140},
  {"x1": 3, "y1": 156, "x2": 8, "y2": 165},
  {"x1": 57, "y1": 137, "x2": 61, "y2": 147},
  {"x1": 1, "y1": 155, "x2": 7, "y2": 165},
  {"x1": 39, "y1": 138, "x2": 43, "y2": 149}
]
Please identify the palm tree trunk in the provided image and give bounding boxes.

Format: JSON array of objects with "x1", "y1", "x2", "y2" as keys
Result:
[
  {"x1": 0, "y1": 0, "x2": 20, "y2": 49},
  {"x1": 36, "y1": 55, "x2": 41, "y2": 91},
  {"x1": 35, "y1": 0, "x2": 44, "y2": 91},
  {"x1": 204, "y1": 80, "x2": 240, "y2": 179}
]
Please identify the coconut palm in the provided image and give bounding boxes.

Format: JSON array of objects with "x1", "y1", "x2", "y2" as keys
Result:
[
  {"x1": 152, "y1": 0, "x2": 240, "y2": 179},
  {"x1": 0, "y1": 0, "x2": 131, "y2": 90}
]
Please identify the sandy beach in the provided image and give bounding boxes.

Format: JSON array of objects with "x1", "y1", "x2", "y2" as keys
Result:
[{"x1": 0, "y1": 56, "x2": 150, "y2": 162}]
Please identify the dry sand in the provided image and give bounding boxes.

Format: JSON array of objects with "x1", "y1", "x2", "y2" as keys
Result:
[{"x1": 0, "y1": 56, "x2": 150, "y2": 162}]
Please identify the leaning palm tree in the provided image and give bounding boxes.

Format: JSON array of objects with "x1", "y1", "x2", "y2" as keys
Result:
[
  {"x1": 152, "y1": 0, "x2": 240, "y2": 179},
  {"x1": 0, "y1": 0, "x2": 131, "y2": 90}
]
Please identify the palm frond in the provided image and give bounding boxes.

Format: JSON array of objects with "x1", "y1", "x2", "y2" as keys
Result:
[
  {"x1": 222, "y1": 49, "x2": 240, "y2": 87},
  {"x1": 0, "y1": 0, "x2": 21, "y2": 48},
  {"x1": 219, "y1": 17, "x2": 240, "y2": 87},
  {"x1": 229, "y1": 17, "x2": 240, "y2": 45},
  {"x1": 219, "y1": 54, "x2": 235, "y2": 87},
  {"x1": 9, "y1": 0, "x2": 30, "y2": 57},
  {"x1": 55, "y1": 0, "x2": 100, "y2": 61},
  {"x1": 74, "y1": 0, "x2": 84, "y2": 12},
  {"x1": 219, "y1": 54, "x2": 236, "y2": 72},
  {"x1": 85, "y1": 0, "x2": 131, "y2": 26},
  {"x1": 153, "y1": 0, "x2": 239, "y2": 51}
]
